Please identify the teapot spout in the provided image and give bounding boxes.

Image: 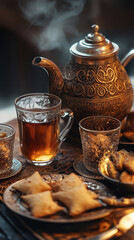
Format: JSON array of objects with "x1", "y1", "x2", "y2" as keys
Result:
[{"x1": 32, "y1": 56, "x2": 64, "y2": 96}]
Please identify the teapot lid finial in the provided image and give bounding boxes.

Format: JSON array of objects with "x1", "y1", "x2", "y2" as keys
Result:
[
  {"x1": 70, "y1": 24, "x2": 119, "y2": 59},
  {"x1": 92, "y1": 24, "x2": 99, "y2": 32},
  {"x1": 85, "y1": 24, "x2": 105, "y2": 43}
]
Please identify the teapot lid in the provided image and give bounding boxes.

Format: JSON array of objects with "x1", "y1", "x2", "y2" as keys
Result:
[{"x1": 70, "y1": 24, "x2": 119, "y2": 59}]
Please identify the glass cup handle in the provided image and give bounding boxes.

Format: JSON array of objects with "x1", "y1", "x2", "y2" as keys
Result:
[{"x1": 59, "y1": 108, "x2": 74, "y2": 146}]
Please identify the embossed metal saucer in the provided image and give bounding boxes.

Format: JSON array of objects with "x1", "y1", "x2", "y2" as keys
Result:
[
  {"x1": 0, "y1": 159, "x2": 22, "y2": 180},
  {"x1": 73, "y1": 158, "x2": 104, "y2": 180}
]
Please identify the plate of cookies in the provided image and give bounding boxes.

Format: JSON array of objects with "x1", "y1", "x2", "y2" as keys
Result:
[
  {"x1": 120, "y1": 111, "x2": 134, "y2": 145},
  {"x1": 3, "y1": 172, "x2": 113, "y2": 223},
  {"x1": 99, "y1": 149, "x2": 134, "y2": 193}
]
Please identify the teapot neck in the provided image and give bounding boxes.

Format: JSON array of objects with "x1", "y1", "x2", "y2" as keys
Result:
[{"x1": 71, "y1": 54, "x2": 118, "y2": 65}]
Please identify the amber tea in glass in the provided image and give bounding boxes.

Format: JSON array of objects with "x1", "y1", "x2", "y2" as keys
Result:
[
  {"x1": 15, "y1": 93, "x2": 73, "y2": 166},
  {"x1": 18, "y1": 118, "x2": 59, "y2": 162}
]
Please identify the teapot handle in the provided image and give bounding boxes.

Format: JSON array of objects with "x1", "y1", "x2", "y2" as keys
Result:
[{"x1": 121, "y1": 49, "x2": 134, "y2": 68}]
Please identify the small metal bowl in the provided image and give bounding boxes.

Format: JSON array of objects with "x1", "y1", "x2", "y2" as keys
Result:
[{"x1": 98, "y1": 157, "x2": 134, "y2": 194}]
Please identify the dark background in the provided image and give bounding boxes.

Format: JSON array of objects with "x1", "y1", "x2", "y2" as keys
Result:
[{"x1": 0, "y1": 0, "x2": 134, "y2": 110}]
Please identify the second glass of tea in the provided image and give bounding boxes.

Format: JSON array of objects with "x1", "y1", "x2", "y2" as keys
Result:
[{"x1": 15, "y1": 93, "x2": 74, "y2": 166}]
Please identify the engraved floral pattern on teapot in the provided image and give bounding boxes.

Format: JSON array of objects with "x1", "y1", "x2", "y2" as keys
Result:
[
  {"x1": 63, "y1": 59, "x2": 132, "y2": 101},
  {"x1": 32, "y1": 24, "x2": 134, "y2": 135}
]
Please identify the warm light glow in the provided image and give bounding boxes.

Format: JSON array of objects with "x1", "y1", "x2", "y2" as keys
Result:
[
  {"x1": 103, "y1": 156, "x2": 110, "y2": 175},
  {"x1": 34, "y1": 154, "x2": 53, "y2": 161},
  {"x1": 105, "y1": 157, "x2": 110, "y2": 163}
]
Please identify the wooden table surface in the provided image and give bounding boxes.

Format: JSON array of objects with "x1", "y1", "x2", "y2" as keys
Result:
[{"x1": 0, "y1": 119, "x2": 134, "y2": 240}]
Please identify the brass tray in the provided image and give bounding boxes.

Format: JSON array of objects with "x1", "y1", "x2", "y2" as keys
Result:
[{"x1": 3, "y1": 174, "x2": 112, "y2": 224}]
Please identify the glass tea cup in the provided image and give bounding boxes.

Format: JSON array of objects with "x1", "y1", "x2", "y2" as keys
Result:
[
  {"x1": 0, "y1": 124, "x2": 15, "y2": 175},
  {"x1": 14, "y1": 93, "x2": 74, "y2": 166},
  {"x1": 79, "y1": 116, "x2": 121, "y2": 174}
]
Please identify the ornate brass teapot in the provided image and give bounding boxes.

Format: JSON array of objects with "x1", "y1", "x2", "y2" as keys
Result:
[{"x1": 32, "y1": 24, "x2": 133, "y2": 135}]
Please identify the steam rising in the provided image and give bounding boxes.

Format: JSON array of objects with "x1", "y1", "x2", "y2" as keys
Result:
[{"x1": 19, "y1": 0, "x2": 86, "y2": 51}]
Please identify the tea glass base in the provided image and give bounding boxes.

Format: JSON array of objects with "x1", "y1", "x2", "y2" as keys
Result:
[
  {"x1": 0, "y1": 159, "x2": 22, "y2": 180},
  {"x1": 83, "y1": 160, "x2": 99, "y2": 174},
  {"x1": 0, "y1": 162, "x2": 12, "y2": 175},
  {"x1": 26, "y1": 158, "x2": 54, "y2": 166}
]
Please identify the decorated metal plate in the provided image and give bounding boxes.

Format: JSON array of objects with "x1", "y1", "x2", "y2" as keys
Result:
[
  {"x1": 0, "y1": 159, "x2": 22, "y2": 180},
  {"x1": 73, "y1": 158, "x2": 104, "y2": 180},
  {"x1": 3, "y1": 174, "x2": 112, "y2": 224},
  {"x1": 98, "y1": 152, "x2": 134, "y2": 194}
]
